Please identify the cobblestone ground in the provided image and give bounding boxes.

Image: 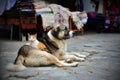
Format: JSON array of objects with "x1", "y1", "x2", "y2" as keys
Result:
[{"x1": 0, "y1": 32, "x2": 120, "y2": 80}]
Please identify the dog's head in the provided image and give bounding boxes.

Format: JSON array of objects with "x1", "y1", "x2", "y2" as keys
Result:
[{"x1": 51, "y1": 25, "x2": 73, "y2": 40}]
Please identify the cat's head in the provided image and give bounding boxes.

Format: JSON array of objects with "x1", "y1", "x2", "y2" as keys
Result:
[{"x1": 28, "y1": 33, "x2": 37, "y2": 42}]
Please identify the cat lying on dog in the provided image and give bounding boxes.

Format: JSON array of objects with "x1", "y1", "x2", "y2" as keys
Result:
[
  {"x1": 7, "y1": 25, "x2": 86, "y2": 71},
  {"x1": 27, "y1": 25, "x2": 86, "y2": 61}
]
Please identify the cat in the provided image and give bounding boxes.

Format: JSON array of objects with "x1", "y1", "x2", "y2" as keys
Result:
[
  {"x1": 27, "y1": 33, "x2": 47, "y2": 51},
  {"x1": 27, "y1": 33, "x2": 59, "y2": 53}
]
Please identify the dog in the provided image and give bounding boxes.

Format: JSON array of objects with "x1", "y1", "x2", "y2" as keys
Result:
[
  {"x1": 6, "y1": 25, "x2": 86, "y2": 71},
  {"x1": 45, "y1": 25, "x2": 86, "y2": 62},
  {"x1": 6, "y1": 45, "x2": 79, "y2": 71},
  {"x1": 27, "y1": 25, "x2": 86, "y2": 61},
  {"x1": 27, "y1": 25, "x2": 86, "y2": 62}
]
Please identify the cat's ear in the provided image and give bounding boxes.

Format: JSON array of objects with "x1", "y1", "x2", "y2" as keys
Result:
[
  {"x1": 28, "y1": 33, "x2": 30, "y2": 36},
  {"x1": 35, "y1": 33, "x2": 37, "y2": 37}
]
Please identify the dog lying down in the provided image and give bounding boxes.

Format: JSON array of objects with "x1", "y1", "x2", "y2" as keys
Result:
[
  {"x1": 7, "y1": 45, "x2": 79, "y2": 71},
  {"x1": 7, "y1": 25, "x2": 87, "y2": 71}
]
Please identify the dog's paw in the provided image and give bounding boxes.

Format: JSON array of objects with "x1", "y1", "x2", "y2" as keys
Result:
[
  {"x1": 72, "y1": 62, "x2": 79, "y2": 67},
  {"x1": 79, "y1": 58, "x2": 85, "y2": 62},
  {"x1": 79, "y1": 55, "x2": 87, "y2": 58},
  {"x1": 65, "y1": 59, "x2": 73, "y2": 63}
]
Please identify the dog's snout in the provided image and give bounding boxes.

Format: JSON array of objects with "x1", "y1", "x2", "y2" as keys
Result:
[
  {"x1": 64, "y1": 30, "x2": 74, "y2": 39},
  {"x1": 62, "y1": 30, "x2": 69, "y2": 39}
]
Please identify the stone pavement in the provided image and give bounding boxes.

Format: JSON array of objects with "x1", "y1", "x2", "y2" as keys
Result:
[{"x1": 0, "y1": 32, "x2": 120, "y2": 80}]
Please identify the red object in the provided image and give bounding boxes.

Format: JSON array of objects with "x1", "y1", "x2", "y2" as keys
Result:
[{"x1": 88, "y1": 12, "x2": 96, "y2": 18}]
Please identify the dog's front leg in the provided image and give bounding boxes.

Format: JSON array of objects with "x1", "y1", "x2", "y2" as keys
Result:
[
  {"x1": 64, "y1": 54, "x2": 85, "y2": 62},
  {"x1": 69, "y1": 52, "x2": 87, "y2": 58}
]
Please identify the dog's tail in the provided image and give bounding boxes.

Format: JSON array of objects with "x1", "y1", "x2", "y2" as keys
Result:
[
  {"x1": 6, "y1": 55, "x2": 26, "y2": 71},
  {"x1": 6, "y1": 63, "x2": 26, "y2": 72}
]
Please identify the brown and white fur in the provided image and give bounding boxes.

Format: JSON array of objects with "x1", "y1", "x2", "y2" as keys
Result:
[
  {"x1": 27, "y1": 33, "x2": 58, "y2": 53},
  {"x1": 27, "y1": 33, "x2": 47, "y2": 51},
  {"x1": 6, "y1": 25, "x2": 86, "y2": 71},
  {"x1": 6, "y1": 45, "x2": 79, "y2": 71},
  {"x1": 27, "y1": 25, "x2": 86, "y2": 62},
  {"x1": 46, "y1": 25, "x2": 86, "y2": 62}
]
